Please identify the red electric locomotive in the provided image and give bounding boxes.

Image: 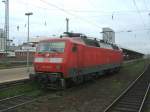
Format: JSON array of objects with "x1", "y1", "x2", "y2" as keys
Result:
[{"x1": 30, "y1": 32, "x2": 123, "y2": 88}]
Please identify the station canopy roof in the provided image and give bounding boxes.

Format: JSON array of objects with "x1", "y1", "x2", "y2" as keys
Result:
[{"x1": 29, "y1": 36, "x2": 50, "y2": 43}]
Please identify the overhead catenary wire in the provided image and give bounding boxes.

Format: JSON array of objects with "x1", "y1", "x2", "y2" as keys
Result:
[
  {"x1": 1, "y1": 0, "x2": 150, "y2": 34},
  {"x1": 12, "y1": 0, "x2": 150, "y2": 15},
  {"x1": 132, "y1": 0, "x2": 146, "y2": 28},
  {"x1": 143, "y1": 0, "x2": 148, "y2": 10},
  {"x1": 13, "y1": 0, "x2": 150, "y2": 33},
  {"x1": 142, "y1": 0, "x2": 150, "y2": 37},
  {"x1": 13, "y1": 0, "x2": 103, "y2": 31},
  {"x1": 14, "y1": 0, "x2": 150, "y2": 14},
  {"x1": 3, "y1": 0, "x2": 150, "y2": 28},
  {"x1": 38, "y1": 0, "x2": 103, "y2": 29},
  {"x1": 37, "y1": 0, "x2": 143, "y2": 35},
  {"x1": 86, "y1": 0, "x2": 99, "y2": 11}
]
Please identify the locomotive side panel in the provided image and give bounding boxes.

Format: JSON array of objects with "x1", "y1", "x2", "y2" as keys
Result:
[
  {"x1": 78, "y1": 46, "x2": 122, "y2": 76},
  {"x1": 67, "y1": 43, "x2": 84, "y2": 78}
]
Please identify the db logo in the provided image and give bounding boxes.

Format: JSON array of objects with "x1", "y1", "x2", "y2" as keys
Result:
[{"x1": 45, "y1": 53, "x2": 49, "y2": 57}]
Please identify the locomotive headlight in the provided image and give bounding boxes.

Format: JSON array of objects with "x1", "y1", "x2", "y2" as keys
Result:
[
  {"x1": 34, "y1": 58, "x2": 44, "y2": 62},
  {"x1": 50, "y1": 58, "x2": 63, "y2": 63}
]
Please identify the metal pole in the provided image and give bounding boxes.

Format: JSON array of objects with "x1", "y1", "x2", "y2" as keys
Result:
[
  {"x1": 4, "y1": 0, "x2": 6, "y2": 52},
  {"x1": 5, "y1": 0, "x2": 8, "y2": 53},
  {"x1": 66, "y1": 18, "x2": 69, "y2": 32},
  {"x1": 6, "y1": 0, "x2": 9, "y2": 52},
  {"x1": 25, "y1": 12, "x2": 33, "y2": 73},
  {"x1": 2, "y1": 0, "x2": 9, "y2": 55},
  {"x1": 3, "y1": 1, "x2": 6, "y2": 53},
  {"x1": 27, "y1": 15, "x2": 29, "y2": 72}
]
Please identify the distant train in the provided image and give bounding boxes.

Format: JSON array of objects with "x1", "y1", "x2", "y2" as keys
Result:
[{"x1": 30, "y1": 32, "x2": 123, "y2": 89}]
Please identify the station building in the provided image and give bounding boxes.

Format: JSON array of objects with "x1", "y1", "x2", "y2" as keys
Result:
[
  {"x1": 102, "y1": 27, "x2": 115, "y2": 44},
  {"x1": 14, "y1": 36, "x2": 50, "y2": 61}
]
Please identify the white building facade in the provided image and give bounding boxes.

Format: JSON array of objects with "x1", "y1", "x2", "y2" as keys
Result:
[{"x1": 102, "y1": 28, "x2": 115, "y2": 44}]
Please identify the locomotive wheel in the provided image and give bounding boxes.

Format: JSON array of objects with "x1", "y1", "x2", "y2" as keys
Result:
[
  {"x1": 60, "y1": 78, "x2": 66, "y2": 89},
  {"x1": 114, "y1": 67, "x2": 121, "y2": 73},
  {"x1": 29, "y1": 73, "x2": 38, "y2": 81},
  {"x1": 83, "y1": 74, "x2": 93, "y2": 81},
  {"x1": 72, "y1": 76, "x2": 84, "y2": 85}
]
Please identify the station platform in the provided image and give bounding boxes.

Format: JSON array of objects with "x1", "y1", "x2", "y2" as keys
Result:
[
  {"x1": 0, "y1": 59, "x2": 142, "y2": 84},
  {"x1": 0, "y1": 67, "x2": 34, "y2": 83}
]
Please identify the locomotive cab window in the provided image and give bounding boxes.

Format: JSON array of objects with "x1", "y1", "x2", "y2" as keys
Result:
[{"x1": 37, "y1": 41, "x2": 66, "y2": 53}]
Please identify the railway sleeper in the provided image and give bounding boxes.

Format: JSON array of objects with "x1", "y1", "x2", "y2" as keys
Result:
[
  {"x1": 116, "y1": 104, "x2": 140, "y2": 109},
  {"x1": 123, "y1": 96, "x2": 144, "y2": 100},
  {"x1": 119, "y1": 101, "x2": 141, "y2": 106},
  {"x1": 132, "y1": 86, "x2": 148, "y2": 89},
  {"x1": 123, "y1": 95, "x2": 145, "y2": 99},
  {"x1": 128, "y1": 87, "x2": 146, "y2": 90},
  {"x1": 110, "y1": 110, "x2": 128, "y2": 112},
  {"x1": 126, "y1": 91, "x2": 146, "y2": 95},
  {"x1": 113, "y1": 107, "x2": 138, "y2": 112},
  {"x1": 125, "y1": 91, "x2": 146, "y2": 95},
  {"x1": 120, "y1": 99, "x2": 142, "y2": 103},
  {"x1": 0, "y1": 104, "x2": 9, "y2": 109},
  {"x1": 121, "y1": 97, "x2": 143, "y2": 101}
]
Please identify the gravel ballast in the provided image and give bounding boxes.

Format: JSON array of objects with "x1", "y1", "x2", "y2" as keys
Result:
[{"x1": 15, "y1": 59, "x2": 147, "y2": 112}]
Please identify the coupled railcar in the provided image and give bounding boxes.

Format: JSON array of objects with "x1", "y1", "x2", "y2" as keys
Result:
[{"x1": 30, "y1": 33, "x2": 123, "y2": 88}]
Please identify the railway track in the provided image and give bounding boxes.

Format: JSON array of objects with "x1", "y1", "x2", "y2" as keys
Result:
[
  {"x1": 0, "y1": 94, "x2": 35, "y2": 112},
  {"x1": 0, "y1": 92, "x2": 61, "y2": 112},
  {"x1": 0, "y1": 79, "x2": 30, "y2": 91},
  {"x1": 103, "y1": 64, "x2": 150, "y2": 112}
]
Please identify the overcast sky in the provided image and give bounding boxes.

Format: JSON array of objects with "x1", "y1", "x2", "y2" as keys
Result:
[{"x1": 0, "y1": 0, "x2": 150, "y2": 54}]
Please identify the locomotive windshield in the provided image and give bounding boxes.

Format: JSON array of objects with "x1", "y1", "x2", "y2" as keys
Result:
[{"x1": 37, "y1": 41, "x2": 65, "y2": 53}]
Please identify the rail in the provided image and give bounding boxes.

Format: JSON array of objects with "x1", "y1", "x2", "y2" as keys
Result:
[
  {"x1": 103, "y1": 64, "x2": 150, "y2": 112},
  {"x1": 0, "y1": 79, "x2": 30, "y2": 91}
]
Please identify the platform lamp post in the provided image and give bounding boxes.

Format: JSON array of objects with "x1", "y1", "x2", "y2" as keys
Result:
[{"x1": 25, "y1": 12, "x2": 33, "y2": 73}]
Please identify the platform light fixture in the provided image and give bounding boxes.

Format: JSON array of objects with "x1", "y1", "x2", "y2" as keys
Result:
[{"x1": 25, "y1": 12, "x2": 33, "y2": 73}]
